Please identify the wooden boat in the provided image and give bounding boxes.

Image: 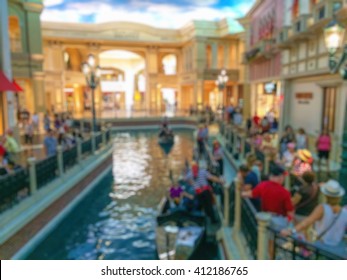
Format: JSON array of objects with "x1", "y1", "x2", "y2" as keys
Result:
[{"x1": 155, "y1": 198, "x2": 206, "y2": 260}]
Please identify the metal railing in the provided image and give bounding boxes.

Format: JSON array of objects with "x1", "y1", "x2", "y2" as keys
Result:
[
  {"x1": 0, "y1": 169, "x2": 29, "y2": 212},
  {"x1": 36, "y1": 155, "x2": 58, "y2": 189},
  {"x1": 271, "y1": 228, "x2": 346, "y2": 260},
  {"x1": 0, "y1": 128, "x2": 112, "y2": 214},
  {"x1": 241, "y1": 198, "x2": 258, "y2": 259}
]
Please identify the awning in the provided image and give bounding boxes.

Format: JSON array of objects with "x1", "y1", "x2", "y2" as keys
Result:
[
  {"x1": 12, "y1": 80, "x2": 23, "y2": 92},
  {"x1": 0, "y1": 71, "x2": 17, "y2": 91}
]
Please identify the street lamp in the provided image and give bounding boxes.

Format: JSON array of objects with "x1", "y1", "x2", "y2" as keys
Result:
[
  {"x1": 324, "y1": 16, "x2": 347, "y2": 78},
  {"x1": 82, "y1": 54, "x2": 101, "y2": 132},
  {"x1": 323, "y1": 16, "x2": 347, "y2": 201},
  {"x1": 215, "y1": 69, "x2": 229, "y2": 108}
]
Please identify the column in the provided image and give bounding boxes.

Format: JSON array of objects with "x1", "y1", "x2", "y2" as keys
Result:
[
  {"x1": 211, "y1": 43, "x2": 218, "y2": 69},
  {"x1": 256, "y1": 212, "x2": 272, "y2": 260},
  {"x1": 23, "y1": 1, "x2": 45, "y2": 113},
  {"x1": 194, "y1": 80, "x2": 204, "y2": 109},
  {"x1": 195, "y1": 39, "x2": 206, "y2": 72},
  {"x1": 284, "y1": 0, "x2": 293, "y2": 27},
  {"x1": 146, "y1": 47, "x2": 159, "y2": 112},
  {"x1": 224, "y1": 44, "x2": 230, "y2": 69},
  {"x1": 0, "y1": 0, "x2": 16, "y2": 129}
]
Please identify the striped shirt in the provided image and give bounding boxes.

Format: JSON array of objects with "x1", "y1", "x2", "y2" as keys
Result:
[{"x1": 185, "y1": 168, "x2": 211, "y2": 189}]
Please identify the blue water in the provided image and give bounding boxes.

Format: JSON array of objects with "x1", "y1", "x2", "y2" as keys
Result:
[{"x1": 27, "y1": 130, "x2": 235, "y2": 260}]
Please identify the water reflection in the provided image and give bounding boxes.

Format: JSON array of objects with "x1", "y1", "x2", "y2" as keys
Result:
[{"x1": 27, "y1": 130, "x2": 194, "y2": 260}]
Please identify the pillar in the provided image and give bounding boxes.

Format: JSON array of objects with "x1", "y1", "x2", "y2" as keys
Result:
[
  {"x1": 27, "y1": 157, "x2": 37, "y2": 194},
  {"x1": 223, "y1": 184, "x2": 230, "y2": 226},
  {"x1": 224, "y1": 44, "x2": 230, "y2": 69},
  {"x1": 57, "y1": 145, "x2": 64, "y2": 176},
  {"x1": 0, "y1": 0, "x2": 16, "y2": 129},
  {"x1": 211, "y1": 43, "x2": 218, "y2": 69},
  {"x1": 256, "y1": 212, "x2": 272, "y2": 260},
  {"x1": 234, "y1": 178, "x2": 242, "y2": 232},
  {"x1": 299, "y1": 0, "x2": 310, "y2": 15},
  {"x1": 146, "y1": 46, "x2": 159, "y2": 112},
  {"x1": 194, "y1": 80, "x2": 204, "y2": 109}
]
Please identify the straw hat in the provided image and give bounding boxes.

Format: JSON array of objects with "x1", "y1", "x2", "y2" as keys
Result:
[
  {"x1": 297, "y1": 149, "x2": 313, "y2": 163},
  {"x1": 321, "y1": 180, "x2": 345, "y2": 198}
]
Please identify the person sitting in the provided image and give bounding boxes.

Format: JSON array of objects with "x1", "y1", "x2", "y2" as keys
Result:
[
  {"x1": 281, "y1": 180, "x2": 347, "y2": 259},
  {"x1": 168, "y1": 182, "x2": 194, "y2": 210},
  {"x1": 159, "y1": 123, "x2": 172, "y2": 138}
]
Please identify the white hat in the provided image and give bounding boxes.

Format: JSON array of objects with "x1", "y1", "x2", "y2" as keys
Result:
[{"x1": 321, "y1": 180, "x2": 345, "y2": 198}]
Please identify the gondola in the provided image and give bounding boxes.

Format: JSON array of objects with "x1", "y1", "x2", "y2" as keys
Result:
[
  {"x1": 158, "y1": 133, "x2": 174, "y2": 145},
  {"x1": 155, "y1": 197, "x2": 206, "y2": 260}
]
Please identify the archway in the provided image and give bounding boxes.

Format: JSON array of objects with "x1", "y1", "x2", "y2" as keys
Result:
[{"x1": 99, "y1": 50, "x2": 146, "y2": 112}]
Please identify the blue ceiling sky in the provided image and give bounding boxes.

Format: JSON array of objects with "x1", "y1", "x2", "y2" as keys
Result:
[{"x1": 42, "y1": 0, "x2": 255, "y2": 29}]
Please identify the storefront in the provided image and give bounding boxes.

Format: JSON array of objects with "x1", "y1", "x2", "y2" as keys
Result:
[{"x1": 253, "y1": 81, "x2": 282, "y2": 118}]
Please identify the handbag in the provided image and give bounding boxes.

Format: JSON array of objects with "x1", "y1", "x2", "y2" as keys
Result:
[{"x1": 310, "y1": 209, "x2": 342, "y2": 242}]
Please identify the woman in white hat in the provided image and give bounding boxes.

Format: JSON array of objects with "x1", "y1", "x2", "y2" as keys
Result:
[{"x1": 282, "y1": 180, "x2": 347, "y2": 258}]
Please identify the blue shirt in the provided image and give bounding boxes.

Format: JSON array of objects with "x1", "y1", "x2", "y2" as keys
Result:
[
  {"x1": 244, "y1": 170, "x2": 259, "y2": 189},
  {"x1": 44, "y1": 136, "x2": 58, "y2": 156}
]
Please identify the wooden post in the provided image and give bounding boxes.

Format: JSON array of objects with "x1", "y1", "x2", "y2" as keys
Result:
[
  {"x1": 256, "y1": 212, "x2": 272, "y2": 260},
  {"x1": 27, "y1": 157, "x2": 37, "y2": 194},
  {"x1": 234, "y1": 178, "x2": 242, "y2": 232}
]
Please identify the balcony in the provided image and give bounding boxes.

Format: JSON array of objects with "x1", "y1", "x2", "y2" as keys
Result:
[{"x1": 244, "y1": 38, "x2": 277, "y2": 63}]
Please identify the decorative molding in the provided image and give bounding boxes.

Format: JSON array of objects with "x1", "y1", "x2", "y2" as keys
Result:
[{"x1": 23, "y1": 2, "x2": 44, "y2": 13}]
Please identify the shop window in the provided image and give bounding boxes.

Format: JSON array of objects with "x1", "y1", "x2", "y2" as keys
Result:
[
  {"x1": 8, "y1": 16, "x2": 22, "y2": 53},
  {"x1": 322, "y1": 87, "x2": 337, "y2": 132},
  {"x1": 162, "y1": 54, "x2": 177, "y2": 75}
]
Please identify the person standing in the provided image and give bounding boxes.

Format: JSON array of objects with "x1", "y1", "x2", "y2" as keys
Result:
[
  {"x1": 212, "y1": 140, "x2": 224, "y2": 176},
  {"x1": 4, "y1": 129, "x2": 20, "y2": 161},
  {"x1": 316, "y1": 130, "x2": 331, "y2": 173},
  {"x1": 281, "y1": 180, "x2": 347, "y2": 259},
  {"x1": 43, "y1": 129, "x2": 58, "y2": 157},
  {"x1": 241, "y1": 165, "x2": 294, "y2": 259},
  {"x1": 24, "y1": 120, "x2": 34, "y2": 145},
  {"x1": 279, "y1": 125, "x2": 296, "y2": 157},
  {"x1": 296, "y1": 128, "x2": 309, "y2": 150},
  {"x1": 32, "y1": 112, "x2": 39, "y2": 133},
  {"x1": 43, "y1": 113, "x2": 51, "y2": 132}
]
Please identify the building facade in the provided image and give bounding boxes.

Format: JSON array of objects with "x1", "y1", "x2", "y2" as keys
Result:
[
  {"x1": 0, "y1": 0, "x2": 45, "y2": 135},
  {"x1": 240, "y1": 0, "x2": 284, "y2": 121},
  {"x1": 278, "y1": 0, "x2": 347, "y2": 161},
  {"x1": 41, "y1": 19, "x2": 245, "y2": 115}
]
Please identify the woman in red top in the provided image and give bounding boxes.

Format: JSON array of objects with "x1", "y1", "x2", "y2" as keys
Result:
[{"x1": 316, "y1": 130, "x2": 331, "y2": 173}]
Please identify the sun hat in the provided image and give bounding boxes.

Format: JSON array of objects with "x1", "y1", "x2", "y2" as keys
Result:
[
  {"x1": 297, "y1": 149, "x2": 313, "y2": 163},
  {"x1": 321, "y1": 180, "x2": 345, "y2": 198}
]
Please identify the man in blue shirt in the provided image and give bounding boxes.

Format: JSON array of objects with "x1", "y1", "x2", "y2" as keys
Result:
[
  {"x1": 239, "y1": 164, "x2": 260, "y2": 211},
  {"x1": 44, "y1": 129, "x2": 58, "y2": 157}
]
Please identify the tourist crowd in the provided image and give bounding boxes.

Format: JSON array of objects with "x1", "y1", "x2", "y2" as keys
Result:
[
  {"x1": 221, "y1": 107, "x2": 347, "y2": 259},
  {"x1": 0, "y1": 111, "x2": 83, "y2": 178}
]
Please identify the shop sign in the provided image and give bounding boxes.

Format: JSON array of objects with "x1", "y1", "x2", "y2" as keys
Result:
[{"x1": 296, "y1": 92, "x2": 313, "y2": 104}]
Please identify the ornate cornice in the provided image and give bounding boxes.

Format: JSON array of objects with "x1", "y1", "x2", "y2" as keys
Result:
[{"x1": 23, "y1": 2, "x2": 44, "y2": 13}]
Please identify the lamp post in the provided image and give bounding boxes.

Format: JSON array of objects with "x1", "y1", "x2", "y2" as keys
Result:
[
  {"x1": 82, "y1": 54, "x2": 101, "y2": 133},
  {"x1": 323, "y1": 16, "x2": 347, "y2": 201},
  {"x1": 215, "y1": 69, "x2": 229, "y2": 108}
]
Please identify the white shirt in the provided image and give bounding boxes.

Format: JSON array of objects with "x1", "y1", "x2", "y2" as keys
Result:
[
  {"x1": 32, "y1": 114, "x2": 39, "y2": 124},
  {"x1": 315, "y1": 204, "x2": 347, "y2": 246}
]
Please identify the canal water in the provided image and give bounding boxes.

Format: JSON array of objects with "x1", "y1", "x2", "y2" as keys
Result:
[{"x1": 27, "y1": 130, "x2": 221, "y2": 260}]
